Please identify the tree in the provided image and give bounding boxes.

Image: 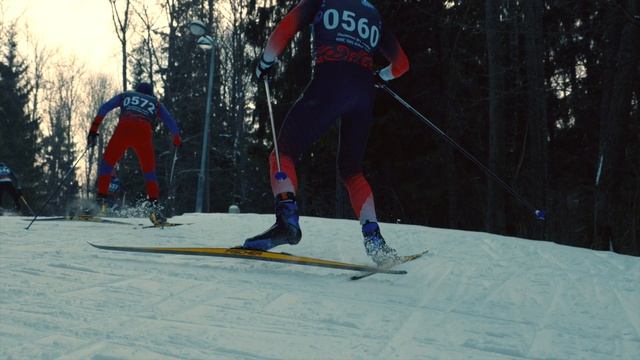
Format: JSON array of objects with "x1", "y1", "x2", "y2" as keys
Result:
[
  {"x1": 594, "y1": 0, "x2": 640, "y2": 253},
  {"x1": 40, "y1": 58, "x2": 85, "y2": 213},
  {"x1": 0, "y1": 23, "x2": 43, "y2": 206},
  {"x1": 484, "y1": 0, "x2": 507, "y2": 233},
  {"x1": 519, "y1": 0, "x2": 548, "y2": 240},
  {"x1": 110, "y1": 0, "x2": 133, "y2": 90}
]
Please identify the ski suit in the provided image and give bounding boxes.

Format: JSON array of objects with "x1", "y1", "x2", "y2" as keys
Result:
[
  {"x1": 0, "y1": 163, "x2": 21, "y2": 211},
  {"x1": 90, "y1": 91, "x2": 180, "y2": 201},
  {"x1": 262, "y1": 0, "x2": 409, "y2": 224}
]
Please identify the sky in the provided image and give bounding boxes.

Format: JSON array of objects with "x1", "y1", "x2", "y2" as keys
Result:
[
  {"x1": 5, "y1": 0, "x2": 123, "y2": 78},
  {"x1": 1, "y1": 212, "x2": 639, "y2": 359}
]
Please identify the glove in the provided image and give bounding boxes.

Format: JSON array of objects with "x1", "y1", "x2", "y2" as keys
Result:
[
  {"x1": 172, "y1": 134, "x2": 182, "y2": 147},
  {"x1": 87, "y1": 131, "x2": 98, "y2": 148},
  {"x1": 255, "y1": 55, "x2": 276, "y2": 80},
  {"x1": 16, "y1": 188, "x2": 23, "y2": 197}
]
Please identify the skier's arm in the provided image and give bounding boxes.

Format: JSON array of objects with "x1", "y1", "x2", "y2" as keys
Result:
[
  {"x1": 261, "y1": 0, "x2": 322, "y2": 63},
  {"x1": 90, "y1": 94, "x2": 123, "y2": 133},
  {"x1": 158, "y1": 103, "x2": 179, "y2": 136},
  {"x1": 377, "y1": 27, "x2": 409, "y2": 81}
]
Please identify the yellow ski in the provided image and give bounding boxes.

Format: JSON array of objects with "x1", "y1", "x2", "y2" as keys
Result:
[{"x1": 89, "y1": 243, "x2": 407, "y2": 275}]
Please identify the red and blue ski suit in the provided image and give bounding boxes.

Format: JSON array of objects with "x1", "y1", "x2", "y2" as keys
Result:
[
  {"x1": 91, "y1": 91, "x2": 180, "y2": 201},
  {"x1": 262, "y1": 0, "x2": 409, "y2": 224}
]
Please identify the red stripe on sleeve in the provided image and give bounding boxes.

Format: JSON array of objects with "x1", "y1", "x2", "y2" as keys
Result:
[{"x1": 263, "y1": 0, "x2": 321, "y2": 61}]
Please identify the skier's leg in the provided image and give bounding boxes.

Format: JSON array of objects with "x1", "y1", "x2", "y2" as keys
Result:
[
  {"x1": 129, "y1": 123, "x2": 158, "y2": 200},
  {"x1": 244, "y1": 76, "x2": 342, "y2": 250},
  {"x1": 338, "y1": 90, "x2": 398, "y2": 266},
  {"x1": 97, "y1": 126, "x2": 129, "y2": 196},
  {"x1": 131, "y1": 123, "x2": 165, "y2": 224},
  {"x1": 0, "y1": 184, "x2": 5, "y2": 210},
  {"x1": 8, "y1": 185, "x2": 21, "y2": 212}
]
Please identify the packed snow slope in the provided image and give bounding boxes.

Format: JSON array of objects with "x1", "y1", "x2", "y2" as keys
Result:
[{"x1": 1, "y1": 213, "x2": 639, "y2": 360}]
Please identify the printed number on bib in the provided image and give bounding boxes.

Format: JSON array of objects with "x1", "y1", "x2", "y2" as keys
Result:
[
  {"x1": 323, "y1": 9, "x2": 380, "y2": 48},
  {"x1": 123, "y1": 96, "x2": 156, "y2": 114}
]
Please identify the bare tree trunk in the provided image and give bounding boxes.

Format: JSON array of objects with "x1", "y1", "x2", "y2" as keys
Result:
[
  {"x1": 110, "y1": 0, "x2": 132, "y2": 91},
  {"x1": 134, "y1": 3, "x2": 159, "y2": 86},
  {"x1": 42, "y1": 58, "x2": 85, "y2": 211},
  {"x1": 594, "y1": 1, "x2": 640, "y2": 253},
  {"x1": 228, "y1": 0, "x2": 248, "y2": 207},
  {"x1": 485, "y1": 0, "x2": 506, "y2": 233},
  {"x1": 523, "y1": 0, "x2": 548, "y2": 240}
]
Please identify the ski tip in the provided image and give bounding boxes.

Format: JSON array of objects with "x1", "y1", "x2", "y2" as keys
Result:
[{"x1": 350, "y1": 269, "x2": 408, "y2": 281}]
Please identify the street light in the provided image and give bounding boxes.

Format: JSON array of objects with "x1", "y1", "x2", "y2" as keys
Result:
[{"x1": 189, "y1": 20, "x2": 215, "y2": 213}]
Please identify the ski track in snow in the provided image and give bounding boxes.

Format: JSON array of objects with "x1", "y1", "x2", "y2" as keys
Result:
[{"x1": 1, "y1": 213, "x2": 639, "y2": 359}]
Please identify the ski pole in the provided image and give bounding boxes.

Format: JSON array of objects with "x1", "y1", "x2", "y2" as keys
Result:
[
  {"x1": 25, "y1": 147, "x2": 89, "y2": 230},
  {"x1": 169, "y1": 147, "x2": 179, "y2": 187},
  {"x1": 87, "y1": 145, "x2": 95, "y2": 198},
  {"x1": 19, "y1": 195, "x2": 35, "y2": 216},
  {"x1": 264, "y1": 78, "x2": 287, "y2": 181},
  {"x1": 377, "y1": 83, "x2": 546, "y2": 221}
]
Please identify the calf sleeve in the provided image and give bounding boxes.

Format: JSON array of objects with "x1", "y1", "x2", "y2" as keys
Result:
[
  {"x1": 269, "y1": 151, "x2": 298, "y2": 196},
  {"x1": 344, "y1": 173, "x2": 377, "y2": 225}
]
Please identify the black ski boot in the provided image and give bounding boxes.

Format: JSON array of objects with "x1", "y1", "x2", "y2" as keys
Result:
[
  {"x1": 148, "y1": 199, "x2": 167, "y2": 226},
  {"x1": 243, "y1": 192, "x2": 302, "y2": 251},
  {"x1": 362, "y1": 221, "x2": 399, "y2": 266}
]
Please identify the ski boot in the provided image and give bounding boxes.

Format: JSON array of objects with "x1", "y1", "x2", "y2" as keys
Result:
[
  {"x1": 362, "y1": 221, "x2": 399, "y2": 266},
  {"x1": 148, "y1": 199, "x2": 167, "y2": 226},
  {"x1": 242, "y1": 192, "x2": 302, "y2": 251}
]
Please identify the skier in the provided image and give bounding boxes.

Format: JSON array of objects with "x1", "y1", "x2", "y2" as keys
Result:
[
  {"x1": 243, "y1": 0, "x2": 409, "y2": 265},
  {"x1": 87, "y1": 82, "x2": 182, "y2": 225},
  {"x1": 0, "y1": 162, "x2": 23, "y2": 214},
  {"x1": 103, "y1": 167, "x2": 125, "y2": 213}
]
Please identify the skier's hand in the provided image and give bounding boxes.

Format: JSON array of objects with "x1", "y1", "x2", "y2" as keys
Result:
[
  {"x1": 255, "y1": 55, "x2": 276, "y2": 80},
  {"x1": 87, "y1": 131, "x2": 98, "y2": 148},
  {"x1": 172, "y1": 134, "x2": 182, "y2": 147},
  {"x1": 16, "y1": 188, "x2": 23, "y2": 197}
]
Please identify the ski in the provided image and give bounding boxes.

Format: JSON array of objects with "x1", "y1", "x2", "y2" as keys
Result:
[
  {"x1": 25, "y1": 215, "x2": 132, "y2": 225},
  {"x1": 88, "y1": 243, "x2": 407, "y2": 275},
  {"x1": 140, "y1": 222, "x2": 190, "y2": 229},
  {"x1": 350, "y1": 249, "x2": 429, "y2": 280}
]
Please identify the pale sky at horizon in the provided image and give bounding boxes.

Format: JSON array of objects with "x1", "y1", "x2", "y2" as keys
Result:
[{"x1": 5, "y1": 0, "x2": 123, "y2": 79}]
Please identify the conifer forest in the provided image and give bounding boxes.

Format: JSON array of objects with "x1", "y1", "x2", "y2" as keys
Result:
[{"x1": 1, "y1": 0, "x2": 638, "y2": 254}]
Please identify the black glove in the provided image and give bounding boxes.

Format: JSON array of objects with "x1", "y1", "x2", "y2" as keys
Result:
[
  {"x1": 16, "y1": 188, "x2": 23, "y2": 197},
  {"x1": 87, "y1": 131, "x2": 98, "y2": 148},
  {"x1": 255, "y1": 55, "x2": 276, "y2": 80}
]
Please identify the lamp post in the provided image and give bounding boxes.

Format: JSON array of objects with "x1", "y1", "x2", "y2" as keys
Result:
[{"x1": 189, "y1": 20, "x2": 215, "y2": 213}]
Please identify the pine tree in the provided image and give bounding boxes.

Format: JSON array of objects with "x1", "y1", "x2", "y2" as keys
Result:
[{"x1": 0, "y1": 25, "x2": 43, "y2": 206}]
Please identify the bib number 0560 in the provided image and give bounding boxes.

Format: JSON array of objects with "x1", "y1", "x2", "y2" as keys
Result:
[{"x1": 323, "y1": 9, "x2": 380, "y2": 48}]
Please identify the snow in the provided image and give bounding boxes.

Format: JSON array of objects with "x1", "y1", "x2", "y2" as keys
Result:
[{"x1": 1, "y1": 213, "x2": 639, "y2": 359}]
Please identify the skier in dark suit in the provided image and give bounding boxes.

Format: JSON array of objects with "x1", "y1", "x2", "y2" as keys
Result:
[
  {"x1": 0, "y1": 162, "x2": 23, "y2": 214},
  {"x1": 244, "y1": 0, "x2": 409, "y2": 265}
]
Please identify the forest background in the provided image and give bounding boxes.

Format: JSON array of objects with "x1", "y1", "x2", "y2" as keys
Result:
[{"x1": 0, "y1": 0, "x2": 638, "y2": 255}]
